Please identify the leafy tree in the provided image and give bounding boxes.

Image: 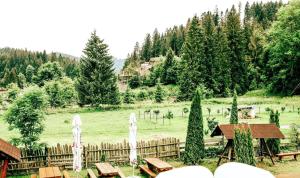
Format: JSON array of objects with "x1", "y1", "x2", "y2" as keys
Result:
[
  {"x1": 36, "y1": 61, "x2": 64, "y2": 86},
  {"x1": 141, "y1": 33, "x2": 152, "y2": 61},
  {"x1": 76, "y1": 31, "x2": 120, "y2": 106},
  {"x1": 234, "y1": 127, "x2": 256, "y2": 166},
  {"x1": 161, "y1": 48, "x2": 177, "y2": 84},
  {"x1": 128, "y1": 75, "x2": 141, "y2": 89},
  {"x1": 123, "y1": 88, "x2": 135, "y2": 104},
  {"x1": 44, "y1": 77, "x2": 77, "y2": 108},
  {"x1": 17, "y1": 73, "x2": 26, "y2": 89},
  {"x1": 230, "y1": 90, "x2": 238, "y2": 124},
  {"x1": 184, "y1": 89, "x2": 205, "y2": 164},
  {"x1": 266, "y1": 110, "x2": 281, "y2": 155},
  {"x1": 4, "y1": 87, "x2": 48, "y2": 148},
  {"x1": 25, "y1": 65, "x2": 35, "y2": 83},
  {"x1": 7, "y1": 83, "x2": 20, "y2": 102},
  {"x1": 265, "y1": 0, "x2": 300, "y2": 95},
  {"x1": 178, "y1": 16, "x2": 205, "y2": 101},
  {"x1": 155, "y1": 84, "x2": 164, "y2": 103}
]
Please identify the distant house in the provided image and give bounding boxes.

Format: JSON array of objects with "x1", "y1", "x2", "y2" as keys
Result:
[{"x1": 227, "y1": 106, "x2": 256, "y2": 119}]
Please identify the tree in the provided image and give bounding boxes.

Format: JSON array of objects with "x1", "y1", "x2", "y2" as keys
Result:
[
  {"x1": 266, "y1": 110, "x2": 281, "y2": 155},
  {"x1": 36, "y1": 61, "x2": 64, "y2": 86},
  {"x1": 184, "y1": 89, "x2": 205, "y2": 164},
  {"x1": 17, "y1": 73, "x2": 26, "y2": 89},
  {"x1": 178, "y1": 16, "x2": 205, "y2": 100},
  {"x1": 25, "y1": 65, "x2": 35, "y2": 83},
  {"x1": 76, "y1": 31, "x2": 120, "y2": 106},
  {"x1": 4, "y1": 87, "x2": 48, "y2": 148},
  {"x1": 141, "y1": 33, "x2": 152, "y2": 61},
  {"x1": 7, "y1": 83, "x2": 20, "y2": 102},
  {"x1": 230, "y1": 90, "x2": 238, "y2": 124},
  {"x1": 151, "y1": 28, "x2": 161, "y2": 57},
  {"x1": 265, "y1": 0, "x2": 300, "y2": 95},
  {"x1": 234, "y1": 127, "x2": 256, "y2": 166},
  {"x1": 123, "y1": 88, "x2": 135, "y2": 104},
  {"x1": 161, "y1": 48, "x2": 177, "y2": 84},
  {"x1": 128, "y1": 75, "x2": 141, "y2": 89},
  {"x1": 155, "y1": 84, "x2": 164, "y2": 103},
  {"x1": 225, "y1": 6, "x2": 248, "y2": 94}
]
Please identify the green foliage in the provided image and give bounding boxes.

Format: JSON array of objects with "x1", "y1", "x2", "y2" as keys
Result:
[
  {"x1": 25, "y1": 65, "x2": 35, "y2": 83},
  {"x1": 155, "y1": 84, "x2": 164, "y2": 103},
  {"x1": 17, "y1": 73, "x2": 26, "y2": 89},
  {"x1": 289, "y1": 123, "x2": 299, "y2": 147},
  {"x1": 161, "y1": 48, "x2": 177, "y2": 85},
  {"x1": 136, "y1": 90, "x2": 148, "y2": 101},
  {"x1": 128, "y1": 75, "x2": 141, "y2": 89},
  {"x1": 123, "y1": 88, "x2": 135, "y2": 104},
  {"x1": 141, "y1": 33, "x2": 152, "y2": 61},
  {"x1": 4, "y1": 87, "x2": 48, "y2": 148},
  {"x1": 184, "y1": 89, "x2": 205, "y2": 164},
  {"x1": 234, "y1": 127, "x2": 256, "y2": 166},
  {"x1": 44, "y1": 77, "x2": 77, "y2": 108},
  {"x1": 207, "y1": 117, "x2": 218, "y2": 132},
  {"x1": 36, "y1": 61, "x2": 64, "y2": 86},
  {"x1": 267, "y1": 110, "x2": 281, "y2": 154},
  {"x1": 230, "y1": 90, "x2": 238, "y2": 124},
  {"x1": 76, "y1": 31, "x2": 120, "y2": 106},
  {"x1": 265, "y1": 0, "x2": 300, "y2": 95},
  {"x1": 7, "y1": 83, "x2": 20, "y2": 102}
]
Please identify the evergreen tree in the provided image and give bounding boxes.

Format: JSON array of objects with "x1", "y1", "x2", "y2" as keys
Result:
[
  {"x1": 76, "y1": 31, "x2": 120, "y2": 106},
  {"x1": 123, "y1": 88, "x2": 135, "y2": 104},
  {"x1": 161, "y1": 48, "x2": 177, "y2": 84},
  {"x1": 178, "y1": 16, "x2": 205, "y2": 100},
  {"x1": 25, "y1": 65, "x2": 35, "y2": 83},
  {"x1": 141, "y1": 34, "x2": 152, "y2": 61},
  {"x1": 225, "y1": 6, "x2": 248, "y2": 94},
  {"x1": 184, "y1": 89, "x2": 205, "y2": 164},
  {"x1": 17, "y1": 73, "x2": 26, "y2": 89},
  {"x1": 266, "y1": 110, "x2": 281, "y2": 154},
  {"x1": 155, "y1": 84, "x2": 164, "y2": 103},
  {"x1": 151, "y1": 28, "x2": 161, "y2": 57},
  {"x1": 230, "y1": 90, "x2": 238, "y2": 124}
]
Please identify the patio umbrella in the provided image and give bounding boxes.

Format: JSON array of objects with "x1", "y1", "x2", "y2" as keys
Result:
[
  {"x1": 72, "y1": 115, "x2": 82, "y2": 175},
  {"x1": 129, "y1": 113, "x2": 138, "y2": 178},
  {"x1": 156, "y1": 166, "x2": 213, "y2": 178}
]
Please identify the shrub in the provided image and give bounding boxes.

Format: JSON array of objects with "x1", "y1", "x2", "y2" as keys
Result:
[
  {"x1": 44, "y1": 77, "x2": 77, "y2": 108},
  {"x1": 289, "y1": 123, "x2": 299, "y2": 147},
  {"x1": 7, "y1": 83, "x2": 20, "y2": 102},
  {"x1": 36, "y1": 61, "x2": 64, "y2": 86},
  {"x1": 123, "y1": 88, "x2": 135, "y2": 104},
  {"x1": 136, "y1": 90, "x2": 148, "y2": 101},
  {"x1": 281, "y1": 106, "x2": 286, "y2": 112},
  {"x1": 230, "y1": 89, "x2": 238, "y2": 124},
  {"x1": 266, "y1": 110, "x2": 281, "y2": 155},
  {"x1": 155, "y1": 84, "x2": 164, "y2": 103},
  {"x1": 4, "y1": 87, "x2": 48, "y2": 148},
  {"x1": 128, "y1": 75, "x2": 141, "y2": 89}
]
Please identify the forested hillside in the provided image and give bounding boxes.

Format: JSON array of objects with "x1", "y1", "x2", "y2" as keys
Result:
[
  {"x1": 123, "y1": 1, "x2": 296, "y2": 98},
  {"x1": 0, "y1": 48, "x2": 78, "y2": 87}
]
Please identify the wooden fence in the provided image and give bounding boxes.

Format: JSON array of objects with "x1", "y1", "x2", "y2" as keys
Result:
[{"x1": 8, "y1": 138, "x2": 180, "y2": 173}]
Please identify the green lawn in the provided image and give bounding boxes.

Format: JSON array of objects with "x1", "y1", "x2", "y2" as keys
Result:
[{"x1": 1, "y1": 93, "x2": 299, "y2": 145}]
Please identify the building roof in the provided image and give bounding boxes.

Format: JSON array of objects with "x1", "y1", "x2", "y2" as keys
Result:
[
  {"x1": 0, "y1": 138, "x2": 21, "y2": 161},
  {"x1": 211, "y1": 123, "x2": 285, "y2": 140}
]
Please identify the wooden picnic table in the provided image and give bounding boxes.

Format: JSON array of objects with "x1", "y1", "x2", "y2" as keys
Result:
[
  {"x1": 95, "y1": 163, "x2": 118, "y2": 178},
  {"x1": 276, "y1": 173, "x2": 300, "y2": 178},
  {"x1": 39, "y1": 167, "x2": 61, "y2": 178},
  {"x1": 144, "y1": 158, "x2": 173, "y2": 173}
]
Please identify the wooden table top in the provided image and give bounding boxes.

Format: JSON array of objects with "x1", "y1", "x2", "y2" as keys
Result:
[
  {"x1": 39, "y1": 167, "x2": 61, "y2": 178},
  {"x1": 95, "y1": 163, "x2": 118, "y2": 176},
  {"x1": 276, "y1": 173, "x2": 300, "y2": 178},
  {"x1": 144, "y1": 158, "x2": 173, "y2": 170}
]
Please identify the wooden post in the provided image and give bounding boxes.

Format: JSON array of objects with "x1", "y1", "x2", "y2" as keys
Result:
[{"x1": 1, "y1": 159, "x2": 9, "y2": 178}]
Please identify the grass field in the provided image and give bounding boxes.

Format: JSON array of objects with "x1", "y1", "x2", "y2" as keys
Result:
[{"x1": 1, "y1": 91, "x2": 299, "y2": 145}]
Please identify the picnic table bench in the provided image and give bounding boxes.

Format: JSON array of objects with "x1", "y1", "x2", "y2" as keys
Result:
[
  {"x1": 277, "y1": 152, "x2": 300, "y2": 161},
  {"x1": 95, "y1": 163, "x2": 118, "y2": 178},
  {"x1": 39, "y1": 167, "x2": 61, "y2": 178},
  {"x1": 62, "y1": 171, "x2": 70, "y2": 178},
  {"x1": 87, "y1": 169, "x2": 97, "y2": 178},
  {"x1": 140, "y1": 158, "x2": 173, "y2": 177}
]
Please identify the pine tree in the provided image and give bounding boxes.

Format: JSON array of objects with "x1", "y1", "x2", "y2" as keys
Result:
[
  {"x1": 225, "y1": 6, "x2": 248, "y2": 94},
  {"x1": 151, "y1": 28, "x2": 161, "y2": 57},
  {"x1": 141, "y1": 34, "x2": 152, "y2": 61},
  {"x1": 178, "y1": 16, "x2": 205, "y2": 101},
  {"x1": 25, "y1": 65, "x2": 35, "y2": 83},
  {"x1": 123, "y1": 88, "x2": 135, "y2": 104},
  {"x1": 155, "y1": 84, "x2": 164, "y2": 103},
  {"x1": 230, "y1": 90, "x2": 238, "y2": 124},
  {"x1": 267, "y1": 110, "x2": 281, "y2": 154},
  {"x1": 17, "y1": 73, "x2": 26, "y2": 89},
  {"x1": 76, "y1": 31, "x2": 120, "y2": 106},
  {"x1": 184, "y1": 89, "x2": 205, "y2": 164},
  {"x1": 161, "y1": 48, "x2": 177, "y2": 84}
]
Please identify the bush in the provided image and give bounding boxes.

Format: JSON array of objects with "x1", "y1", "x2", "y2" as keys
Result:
[
  {"x1": 289, "y1": 123, "x2": 299, "y2": 147},
  {"x1": 36, "y1": 62, "x2": 64, "y2": 86},
  {"x1": 155, "y1": 84, "x2": 164, "y2": 103},
  {"x1": 44, "y1": 77, "x2": 77, "y2": 108},
  {"x1": 4, "y1": 87, "x2": 48, "y2": 148},
  {"x1": 7, "y1": 83, "x2": 20, "y2": 102},
  {"x1": 123, "y1": 88, "x2": 135, "y2": 104},
  {"x1": 128, "y1": 75, "x2": 141, "y2": 89},
  {"x1": 136, "y1": 90, "x2": 148, "y2": 101}
]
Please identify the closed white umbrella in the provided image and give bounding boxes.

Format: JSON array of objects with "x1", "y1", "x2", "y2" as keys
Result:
[
  {"x1": 72, "y1": 115, "x2": 82, "y2": 176},
  {"x1": 129, "y1": 113, "x2": 139, "y2": 178}
]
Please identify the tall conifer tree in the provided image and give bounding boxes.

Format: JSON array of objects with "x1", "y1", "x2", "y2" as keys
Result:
[{"x1": 230, "y1": 90, "x2": 238, "y2": 124}]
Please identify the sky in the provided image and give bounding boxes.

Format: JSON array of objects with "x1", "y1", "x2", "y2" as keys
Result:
[{"x1": 0, "y1": 0, "x2": 287, "y2": 59}]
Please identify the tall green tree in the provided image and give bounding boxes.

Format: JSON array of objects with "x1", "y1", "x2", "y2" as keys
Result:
[
  {"x1": 76, "y1": 31, "x2": 120, "y2": 106},
  {"x1": 141, "y1": 33, "x2": 152, "y2": 61},
  {"x1": 155, "y1": 84, "x2": 164, "y2": 103},
  {"x1": 178, "y1": 16, "x2": 205, "y2": 100},
  {"x1": 230, "y1": 90, "x2": 238, "y2": 124},
  {"x1": 25, "y1": 65, "x2": 35, "y2": 83},
  {"x1": 266, "y1": 110, "x2": 281, "y2": 155},
  {"x1": 151, "y1": 28, "x2": 161, "y2": 57},
  {"x1": 265, "y1": 0, "x2": 300, "y2": 95},
  {"x1": 161, "y1": 48, "x2": 177, "y2": 85},
  {"x1": 184, "y1": 89, "x2": 205, "y2": 164},
  {"x1": 225, "y1": 6, "x2": 248, "y2": 94}
]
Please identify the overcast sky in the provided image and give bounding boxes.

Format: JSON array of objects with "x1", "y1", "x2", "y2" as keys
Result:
[{"x1": 0, "y1": 0, "x2": 287, "y2": 59}]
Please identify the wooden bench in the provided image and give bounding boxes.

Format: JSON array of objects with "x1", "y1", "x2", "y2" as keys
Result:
[
  {"x1": 277, "y1": 152, "x2": 300, "y2": 161},
  {"x1": 30, "y1": 174, "x2": 37, "y2": 178},
  {"x1": 62, "y1": 170, "x2": 71, "y2": 178},
  {"x1": 139, "y1": 165, "x2": 157, "y2": 178},
  {"x1": 115, "y1": 166, "x2": 126, "y2": 178},
  {"x1": 87, "y1": 169, "x2": 97, "y2": 178}
]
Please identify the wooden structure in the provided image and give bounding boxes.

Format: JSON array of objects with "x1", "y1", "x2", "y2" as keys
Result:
[
  {"x1": 276, "y1": 173, "x2": 300, "y2": 178},
  {"x1": 211, "y1": 123, "x2": 285, "y2": 165},
  {"x1": 39, "y1": 167, "x2": 61, "y2": 178},
  {"x1": 95, "y1": 163, "x2": 118, "y2": 177},
  {"x1": 87, "y1": 169, "x2": 97, "y2": 178},
  {"x1": 277, "y1": 152, "x2": 300, "y2": 161},
  {"x1": 140, "y1": 158, "x2": 173, "y2": 177},
  {"x1": 0, "y1": 138, "x2": 21, "y2": 178}
]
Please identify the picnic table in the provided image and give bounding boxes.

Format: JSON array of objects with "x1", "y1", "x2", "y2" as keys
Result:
[
  {"x1": 144, "y1": 158, "x2": 173, "y2": 173},
  {"x1": 95, "y1": 163, "x2": 118, "y2": 178},
  {"x1": 39, "y1": 167, "x2": 61, "y2": 178}
]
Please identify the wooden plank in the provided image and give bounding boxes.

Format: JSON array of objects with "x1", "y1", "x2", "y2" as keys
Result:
[
  {"x1": 52, "y1": 167, "x2": 61, "y2": 178},
  {"x1": 95, "y1": 163, "x2": 118, "y2": 176},
  {"x1": 39, "y1": 168, "x2": 46, "y2": 178},
  {"x1": 144, "y1": 158, "x2": 172, "y2": 172}
]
